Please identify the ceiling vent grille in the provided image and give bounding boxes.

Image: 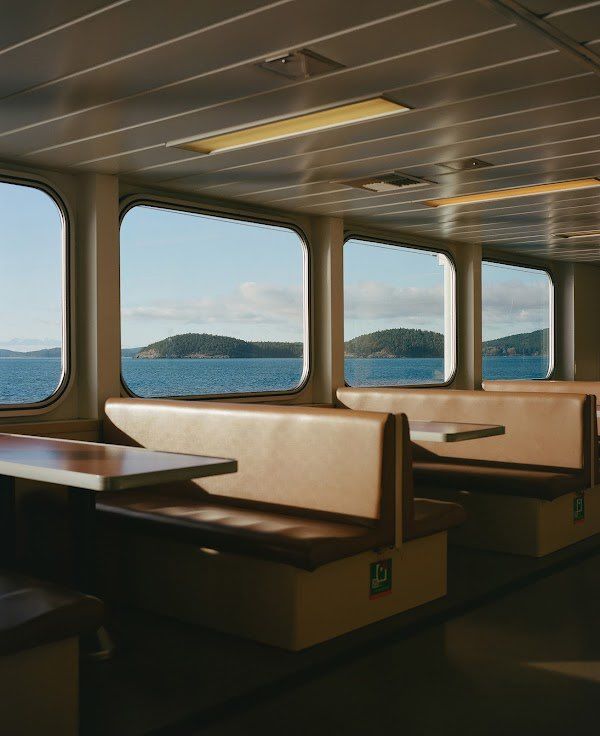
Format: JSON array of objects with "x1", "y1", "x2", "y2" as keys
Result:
[{"x1": 340, "y1": 172, "x2": 434, "y2": 193}]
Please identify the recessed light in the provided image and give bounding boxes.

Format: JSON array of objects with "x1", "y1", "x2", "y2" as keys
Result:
[
  {"x1": 169, "y1": 97, "x2": 410, "y2": 155},
  {"x1": 424, "y1": 178, "x2": 600, "y2": 208},
  {"x1": 340, "y1": 172, "x2": 434, "y2": 192}
]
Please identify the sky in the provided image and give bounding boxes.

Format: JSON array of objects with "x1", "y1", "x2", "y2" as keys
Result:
[
  {"x1": 481, "y1": 260, "x2": 552, "y2": 340},
  {"x1": 0, "y1": 182, "x2": 63, "y2": 352},
  {"x1": 0, "y1": 185, "x2": 552, "y2": 351}
]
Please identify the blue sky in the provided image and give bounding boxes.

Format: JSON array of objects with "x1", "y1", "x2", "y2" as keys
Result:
[
  {"x1": 1, "y1": 186, "x2": 551, "y2": 351},
  {"x1": 0, "y1": 182, "x2": 63, "y2": 352},
  {"x1": 481, "y1": 260, "x2": 552, "y2": 340},
  {"x1": 344, "y1": 238, "x2": 448, "y2": 340},
  {"x1": 120, "y1": 205, "x2": 306, "y2": 347}
]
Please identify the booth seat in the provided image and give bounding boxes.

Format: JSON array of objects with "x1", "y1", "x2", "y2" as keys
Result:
[
  {"x1": 0, "y1": 571, "x2": 103, "y2": 736},
  {"x1": 97, "y1": 398, "x2": 463, "y2": 649},
  {"x1": 337, "y1": 387, "x2": 600, "y2": 556},
  {"x1": 484, "y1": 380, "x2": 600, "y2": 438}
]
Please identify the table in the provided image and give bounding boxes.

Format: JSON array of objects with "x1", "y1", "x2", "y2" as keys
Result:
[
  {"x1": 0, "y1": 433, "x2": 237, "y2": 652},
  {"x1": 408, "y1": 420, "x2": 505, "y2": 442}
]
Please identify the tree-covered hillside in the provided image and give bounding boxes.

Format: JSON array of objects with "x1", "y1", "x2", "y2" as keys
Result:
[
  {"x1": 482, "y1": 328, "x2": 549, "y2": 357},
  {"x1": 0, "y1": 347, "x2": 61, "y2": 358},
  {"x1": 345, "y1": 328, "x2": 444, "y2": 358},
  {"x1": 135, "y1": 333, "x2": 303, "y2": 359},
  {"x1": 130, "y1": 327, "x2": 550, "y2": 359}
]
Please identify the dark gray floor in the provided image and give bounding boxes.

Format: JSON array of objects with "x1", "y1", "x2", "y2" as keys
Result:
[
  {"x1": 81, "y1": 538, "x2": 600, "y2": 736},
  {"x1": 200, "y1": 553, "x2": 600, "y2": 736}
]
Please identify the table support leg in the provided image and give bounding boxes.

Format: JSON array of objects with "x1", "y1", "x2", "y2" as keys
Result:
[
  {"x1": 68, "y1": 488, "x2": 96, "y2": 594},
  {"x1": 68, "y1": 488, "x2": 113, "y2": 660},
  {"x1": 0, "y1": 475, "x2": 16, "y2": 568}
]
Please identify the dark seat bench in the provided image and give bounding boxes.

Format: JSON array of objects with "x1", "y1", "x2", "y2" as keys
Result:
[{"x1": 0, "y1": 571, "x2": 103, "y2": 736}]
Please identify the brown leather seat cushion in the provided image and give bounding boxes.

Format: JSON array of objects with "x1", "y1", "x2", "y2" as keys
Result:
[
  {"x1": 407, "y1": 498, "x2": 467, "y2": 541},
  {"x1": 413, "y1": 461, "x2": 586, "y2": 501},
  {"x1": 97, "y1": 490, "x2": 389, "y2": 571},
  {"x1": 0, "y1": 572, "x2": 104, "y2": 656}
]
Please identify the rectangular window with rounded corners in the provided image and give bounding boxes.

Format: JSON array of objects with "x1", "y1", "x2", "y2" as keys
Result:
[
  {"x1": 120, "y1": 204, "x2": 308, "y2": 398},
  {"x1": 482, "y1": 260, "x2": 554, "y2": 380},
  {"x1": 0, "y1": 179, "x2": 67, "y2": 407},
  {"x1": 344, "y1": 237, "x2": 456, "y2": 387}
]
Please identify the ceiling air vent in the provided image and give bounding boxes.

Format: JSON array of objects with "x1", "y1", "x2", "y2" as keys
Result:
[
  {"x1": 257, "y1": 49, "x2": 344, "y2": 80},
  {"x1": 340, "y1": 172, "x2": 434, "y2": 193}
]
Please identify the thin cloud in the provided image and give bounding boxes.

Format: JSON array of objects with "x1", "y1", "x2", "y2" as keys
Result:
[
  {"x1": 345, "y1": 282, "x2": 445, "y2": 321},
  {"x1": 122, "y1": 282, "x2": 303, "y2": 327},
  {"x1": 483, "y1": 280, "x2": 550, "y2": 327}
]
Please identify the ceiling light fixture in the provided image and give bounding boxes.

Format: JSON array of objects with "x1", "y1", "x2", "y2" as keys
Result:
[
  {"x1": 169, "y1": 97, "x2": 409, "y2": 155},
  {"x1": 423, "y1": 178, "x2": 600, "y2": 208},
  {"x1": 554, "y1": 229, "x2": 600, "y2": 239}
]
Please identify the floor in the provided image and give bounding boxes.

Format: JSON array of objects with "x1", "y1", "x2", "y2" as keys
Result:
[
  {"x1": 80, "y1": 537, "x2": 600, "y2": 736},
  {"x1": 200, "y1": 553, "x2": 600, "y2": 736}
]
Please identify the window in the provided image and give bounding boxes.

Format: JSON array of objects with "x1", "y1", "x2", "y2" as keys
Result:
[
  {"x1": 482, "y1": 261, "x2": 553, "y2": 380},
  {"x1": 344, "y1": 237, "x2": 455, "y2": 386},
  {"x1": 0, "y1": 180, "x2": 67, "y2": 407},
  {"x1": 120, "y1": 204, "x2": 308, "y2": 397}
]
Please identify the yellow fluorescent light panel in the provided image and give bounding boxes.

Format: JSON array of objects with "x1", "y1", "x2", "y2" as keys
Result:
[
  {"x1": 171, "y1": 98, "x2": 409, "y2": 154},
  {"x1": 556, "y1": 230, "x2": 600, "y2": 239},
  {"x1": 424, "y1": 178, "x2": 600, "y2": 208}
]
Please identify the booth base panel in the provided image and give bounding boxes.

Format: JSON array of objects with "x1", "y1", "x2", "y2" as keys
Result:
[{"x1": 101, "y1": 531, "x2": 447, "y2": 651}]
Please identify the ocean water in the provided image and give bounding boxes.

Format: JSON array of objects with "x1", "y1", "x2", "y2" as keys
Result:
[{"x1": 0, "y1": 355, "x2": 550, "y2": 404}]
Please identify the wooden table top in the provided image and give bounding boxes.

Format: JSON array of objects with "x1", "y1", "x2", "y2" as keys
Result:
[
  {"x1": 0, "y1": 434, "x2": 237, "y2": 492},
  {"x1": 409, "y1": 421, "x2": 505, "y2": 443}
]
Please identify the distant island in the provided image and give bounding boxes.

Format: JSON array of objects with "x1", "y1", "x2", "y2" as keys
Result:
[
  {"x1": 0, "y1": 347, "x2": 62, "y2": 358},
  {"x1": 0, "y1": 327, "x2": 549, "y2": 360},
  {"x1": 120, "y1": 327, "x2": 549, "y2": 359},
  {"x1": 135, "y1": 333, "x2": 304, "y2": 359},
  {"x1": 481, "y1": 328, "x2": 549, "y2": 357},
  {"x1": 345, "y1": 328, "x2": 443, "y2": 358}
]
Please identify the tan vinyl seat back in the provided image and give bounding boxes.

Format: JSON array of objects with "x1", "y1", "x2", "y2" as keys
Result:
[
  {"x1": 103, "y1": 398, "x2": 397, "y2": 530},
  {"x1": 337, "y1": 387, "x2": 595, "y2": 483},
  {"x1": 484, "y1": 380, "x2": 600, "y2": 433},
  {"x1": 484, "y1": 380, "x2": 600, "y2": 401}
]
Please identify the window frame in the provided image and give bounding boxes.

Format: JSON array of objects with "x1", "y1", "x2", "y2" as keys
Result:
[
  {"x1": 119, "y1": 198, "x2": 311, "y2": 401},
  {"x1": 0, "y1": 175, "x2": 71, "y2": 411},
  {"x1": 481, "y1": 257, "x2": 556, "y2": 381},
  {"x1": 343, "y1": 233, "x2": 458, "y2": 389}
]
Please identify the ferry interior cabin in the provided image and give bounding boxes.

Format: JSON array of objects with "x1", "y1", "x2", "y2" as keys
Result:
[{"x1": 2, "y1": 1, "x2": 600, "y2": 734}]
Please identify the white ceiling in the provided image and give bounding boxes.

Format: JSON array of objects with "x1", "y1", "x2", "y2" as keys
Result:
[{"x1": 1, "y1": 0, "x2": 599, "y2": 261}]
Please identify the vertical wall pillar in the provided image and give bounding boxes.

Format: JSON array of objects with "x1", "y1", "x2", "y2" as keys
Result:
[
  {"x1": 454, "y1": 244, "x2": 482, "y2": 389},
  {"x1": 310, "y1": 217, "x2": 344, "y2": 404},
  {"x1": 572, "y1": 263, "x2": 600, "y2": 380},
  {"x1": 553, "y1": 262, "x2": 575, "y2": 380},
  {"x1": 76, "y1": 174, "x2": 121, "y2": 418}
]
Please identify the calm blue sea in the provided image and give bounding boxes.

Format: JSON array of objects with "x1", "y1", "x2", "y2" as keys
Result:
[{"x1": 0, "y1": 355, "x2": 550, "y2": 403}]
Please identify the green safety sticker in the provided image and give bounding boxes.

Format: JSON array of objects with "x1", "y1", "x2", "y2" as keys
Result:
[
  {"x1": 574, "y1": 494, "x2": 585, "y2": 524},
  {"x1": 370, "y1": 559, "x2": 392, "y2": 599}
]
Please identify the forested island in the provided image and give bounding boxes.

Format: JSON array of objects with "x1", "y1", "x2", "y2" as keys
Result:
[
  {"x1": 345, "y1": 328, "x2": 443, "y2": 358},
  {"x1": 0, "y1": 347, "x2": 62, "y2": 358},
  {"x1": 125, "y1": 327, "x2": 549, "y2": 359},
  {"x1": 0, "y1": 327, "x2": 550, "y2": 360},
  {"x1": 481, "y1": 328, "x2": 549, "y2": 357},
  {"x1": 135, "y1": 333, "x2": 303, "y2": 359}
]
